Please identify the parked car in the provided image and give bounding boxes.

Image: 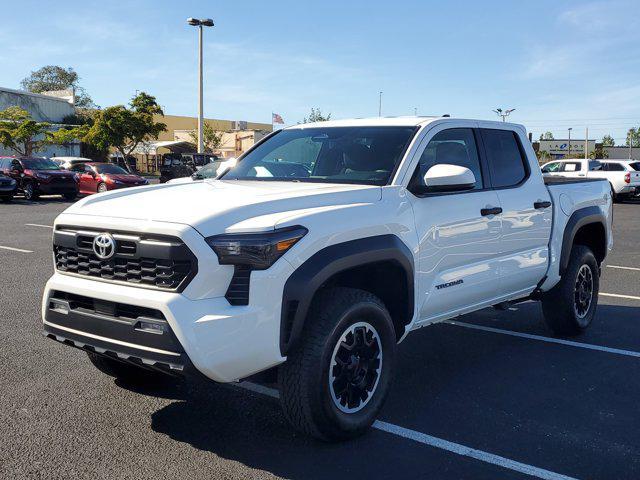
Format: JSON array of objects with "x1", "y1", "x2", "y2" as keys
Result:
[
  {"x1": 0, "y1": 171, "x2": 17, "y2": 202},
  {"x1": 42, "y1": 117, "x2": 612, "y2": 441},
  {"x1": 69, "y1": 162, "x2": 148, "y2": 195},
  {"x1": 166, "y1": 157, "x2": 236, "y2": 184},
  {"x1": 55, "y1": 156, "x2": 95, "y2": 171},
  {"x1": 0, "y1": 156, "x2": 78, "y2": 200},
  {"x1": 541, "y1": 158, "x2": 640, "y2": 201},
  {"x1": 159, "y1": 153, "x2": 221, "y2": 183}
]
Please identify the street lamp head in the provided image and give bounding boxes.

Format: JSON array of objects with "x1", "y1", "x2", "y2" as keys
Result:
[
  {"x1": 200, "y1": 18, "x2": 214, "y2": 27},
  {"x1": 187, "y1": 17, "x2": 200, "y2": 26}
]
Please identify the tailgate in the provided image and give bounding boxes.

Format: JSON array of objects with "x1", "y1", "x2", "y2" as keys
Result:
[{"x1": 629, "y1": 171, "x2": 640, "y2": 186}]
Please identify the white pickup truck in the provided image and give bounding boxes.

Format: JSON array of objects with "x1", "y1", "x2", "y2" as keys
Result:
[
  {"x1": 42, "y1": 117, "x2": 612, "y2": 441},
  {"x1": 541, "y1": 158, "x2": 640, "y2": 201}
]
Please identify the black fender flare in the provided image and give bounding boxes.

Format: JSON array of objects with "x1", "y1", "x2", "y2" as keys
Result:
[
  {"x1": 280, "y1": 234, "x2": 414, "y2": 356},
  {"x1": 560, "y1": 205, "x2": 607, "y2": 274}
]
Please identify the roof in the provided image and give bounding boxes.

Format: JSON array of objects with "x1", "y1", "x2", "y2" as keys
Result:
[
  {"x1": 0, "y1": 86, "x2": 74, "y2": 104},
  {"x1": 287, "y1": 116, "x2": 525, "y2": 130}
]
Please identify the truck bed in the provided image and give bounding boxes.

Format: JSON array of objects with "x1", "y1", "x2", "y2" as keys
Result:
[{"x1": 544, "y1": 176, "x2": 604, "y2": 185}]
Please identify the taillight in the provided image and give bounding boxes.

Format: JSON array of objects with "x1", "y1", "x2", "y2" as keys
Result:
[{"x1": 625, "y1": 173, "x2": 631, "y2": 184}]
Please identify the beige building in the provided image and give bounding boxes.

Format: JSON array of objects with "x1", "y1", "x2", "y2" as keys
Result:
[{"x1": 129, "y1": 114, "x2": 272, "y2": 173}]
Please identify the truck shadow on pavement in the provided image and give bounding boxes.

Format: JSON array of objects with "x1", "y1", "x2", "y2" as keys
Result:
[{"x1": 128, "y1": 302, "x2": 640, "y2": 480}]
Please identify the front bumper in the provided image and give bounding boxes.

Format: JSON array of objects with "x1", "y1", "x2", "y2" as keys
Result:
[
  {"x1": 37, "y1": 181, "x2": 78, "y2": 195},
  {"x1": 43, "y1": 267, "x2": 290, "y2": 383}
]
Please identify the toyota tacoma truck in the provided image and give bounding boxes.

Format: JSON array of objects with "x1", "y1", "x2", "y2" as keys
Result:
[{"x1": 42, "y1": 117, "x2": 612, "y2": 441}]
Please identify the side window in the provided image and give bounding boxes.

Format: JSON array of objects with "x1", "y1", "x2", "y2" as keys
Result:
[
  {"x1": 607, "y1": 163, "x2": 624, "y2": 171},
  {"x1": 412, "y1": 128, "x2": 483, "y2": 190},
  {"x1": 480, "y1": 129, "x2": 527, "y2": 188},
  {"x1": 11, "y1": 160, "x2": 22, "y2": 170},
  {"x1": 561, "y1": 162, "x2": 581, "y2": 172},
  {"x1": 589, "y1": 161, "x2": 602, "y2": 171},
  {"x1": 542, "y1": 162, "x2": 560, "y2": 173}
]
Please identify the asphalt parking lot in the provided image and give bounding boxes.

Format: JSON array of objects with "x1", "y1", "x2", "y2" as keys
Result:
[{"x1": 1, "y1": 196, "x2": 640, "y2": 480}]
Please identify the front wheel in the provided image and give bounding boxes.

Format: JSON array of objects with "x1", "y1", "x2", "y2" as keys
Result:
[
  {"x1": 63, "y1": 192, "x2": 77, "y2": 201},
  {"x1": 278, "y1": 287, "x2": 396, "y2": 441},
  {"x1": 541, "y1": 245, "x2": 599, "y2": 335},
  {"x1": 97, "y1": 182, "x2": 108, "y2": 193}
]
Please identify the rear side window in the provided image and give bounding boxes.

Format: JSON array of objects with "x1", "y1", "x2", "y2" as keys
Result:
[
  {"x1": 480, "y1": 129, "x2": 528, "y2": 188},
  {"x1": 561, "y1": 162, "x2": 581, "y2": 172},
  {"x1": 629, "y1": 162, "x2": 640, "y2": 171},
  {"x1": 604, "y1": 163, "x2": 624, "y2": 171}
]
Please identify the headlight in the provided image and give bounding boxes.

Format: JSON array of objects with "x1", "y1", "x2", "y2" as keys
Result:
[{"x1": 206, "y1": 226, "x2": 307, "y2": 270}]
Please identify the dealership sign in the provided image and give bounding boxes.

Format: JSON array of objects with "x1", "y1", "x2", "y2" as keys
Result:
[{"x1": 539, "y1": 139, "x2": 596, "y2": 155}]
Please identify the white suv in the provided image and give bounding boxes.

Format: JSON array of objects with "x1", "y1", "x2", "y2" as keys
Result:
[{"x1": 43, "y1": 117, "x2": 612, "y2": 440}]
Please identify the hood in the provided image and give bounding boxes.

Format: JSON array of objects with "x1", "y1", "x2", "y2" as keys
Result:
[
  {"x1": 107, "y1": 174, "x2": 145, "y2": 183},
  {"x1": 63, "y1": 180, "x2": 381, "y2": 235}
]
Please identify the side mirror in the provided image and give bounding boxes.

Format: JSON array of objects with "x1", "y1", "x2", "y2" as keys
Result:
[{"x1": 422, "y1": 164, "x2": 476, "y2": 192}]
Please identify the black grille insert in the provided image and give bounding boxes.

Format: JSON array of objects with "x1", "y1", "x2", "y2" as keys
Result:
[
  {"x1": 53, "y1": 227, "x2": 197, "y2": 291},
  {"x1": 50, "y1": 290, "x2": 166, "y2": 321}
]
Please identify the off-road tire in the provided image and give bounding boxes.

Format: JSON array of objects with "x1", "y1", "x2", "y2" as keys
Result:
[
  {"x1": 278, "y1": 287, "x2": 396, "y2": 441},
  {"x1": 541, "y1": 245, "x2": 599, "y2": 336},
  {"x1": 86, "y1": 352, "x2": 165, "y2": 384}
]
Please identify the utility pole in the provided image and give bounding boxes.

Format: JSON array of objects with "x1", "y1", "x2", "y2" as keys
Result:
[
  {"x1": 568, "y1": 127, "x2": 572, "y2": 157},
  {"x1": 378, "y1": 91, "x2": 383, "y2": 117},
  {"x1": 187, "y1": 17, "x2": 214, "y2": 154},
  {"x1": 414, "y1": 107, "x2": 418, "y2": 116},
  {"x1": 585, "y1": 127, "x2": 588, "y2": 160}
]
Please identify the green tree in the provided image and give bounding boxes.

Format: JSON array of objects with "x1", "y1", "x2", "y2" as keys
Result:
[
  {"x1": 84, "y1": 92, "x2": 166, "y2": 171},
  {"x1": 601, "y1": 134, "x2": 615, "y2": 147},
  {"x1": 302, "y1": 108, "x2": 332, "y2": 123},
  {"x1": 189, "y1": 122, "x2": 225, "y2": 153},
  {"x1": 0, "y1": 106, "x2": 51, "y2": 156},
  {"x1": 626, "y1": 128, "x2": 640, "y2": 147},
  {"x1": 20, "y1": 65, "x2": 96, "y2": 108},
  {"x1": 539, "y1": 131, "x2": 554, "y2": 141}
]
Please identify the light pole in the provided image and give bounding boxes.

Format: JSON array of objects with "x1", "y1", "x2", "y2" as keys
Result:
[
  {"x1": 187, "y1": 17, "x2": 214, "y2": 154},
  {"x1": 492, "y1": 108, "x2": 515, "y2": 122},
  {"x1": 568, "y1": 127, "x2": 572, "y2": 157}
]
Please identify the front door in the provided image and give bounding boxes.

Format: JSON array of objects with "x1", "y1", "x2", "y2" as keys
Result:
[{"x1": 408, "y1": 126, "x2": 503, "y2": 324}]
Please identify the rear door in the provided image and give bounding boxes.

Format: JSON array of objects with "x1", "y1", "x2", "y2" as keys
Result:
[{"x1": 479, "y1": 127, "x2": 552, "y2": 297}]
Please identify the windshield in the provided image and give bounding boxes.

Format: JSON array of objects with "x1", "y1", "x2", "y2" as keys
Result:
[
  {"x1": 22, "y1": 158, "x2": 61, "y2": 170},
  {"x1": 223, "y1": 126, "x2": 417, "y2": 185},
  {"x1": 93, "y1": 163, "x2": 128, "y2": 174}
]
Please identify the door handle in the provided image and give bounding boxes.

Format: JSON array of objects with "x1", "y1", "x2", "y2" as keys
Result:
[
  {"x1": 481, "y1": 207, "x2": 502, "y2": 216},
  {"x1": 534, "y1": 201, "x2": 551, "y2": 209}
]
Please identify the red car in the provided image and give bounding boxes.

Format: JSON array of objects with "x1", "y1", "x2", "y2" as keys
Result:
[
  {"x1": 71, "y1": 162, "x2": 148, "y2": 195},
  {"x1": 0, "y1": 156, "x2": 78, "y2": 201}
]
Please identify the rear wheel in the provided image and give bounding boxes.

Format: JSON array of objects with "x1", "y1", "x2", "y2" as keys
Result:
[
  {"x1": 97, "y1": 182, "x2": 108, "y2": 193},
  {"x1": 86, "y1": 352, "x2": 165, "y2": 384},
  {"x1": 279, "y1": 287, "x2": 396, "y2": 441},
  {"x1": 63, "y1": 192, "x2": 77, "y2": 201},
  {"x1": 1, "y1": 194, "x2": 12, "y2": 203},
  {"x1": 541, "y1": 245, "x2": 599, "y2": 335}
]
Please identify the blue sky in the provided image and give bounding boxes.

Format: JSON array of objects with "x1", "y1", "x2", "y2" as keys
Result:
[{"x1": 0, "y1": 0, "x2": 639, "y2": 143}]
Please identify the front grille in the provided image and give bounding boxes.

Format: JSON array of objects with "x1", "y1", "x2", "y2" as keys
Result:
[
  {"x1": 50, "y1": 290, "x2": 166, "y2": 321},
  {"x1": 53, "y1": 227, "x2": 197, "y2": 291}
]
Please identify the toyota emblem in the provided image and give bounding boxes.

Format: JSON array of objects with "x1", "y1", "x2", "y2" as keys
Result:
[{"x1": 93, "y1": 233, "x2": 116, "y2": 260}]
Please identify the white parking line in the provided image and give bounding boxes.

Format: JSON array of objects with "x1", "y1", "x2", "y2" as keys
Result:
[
  {"x1": 236, "y1": 382, "x2": 577, "y2": 480},
  {"x1": 0, "y1": 245, "x2": 33, "y2": 253},
  {"x1": 606, "y1": 265, "x2": 640, "y2": 272},
  {"x1": 446, "y1": 320, "x2": 640, "y2": 358},
  {"x1": 24, "y1": 223, "x2": 53, "y2": 229},
  {"x1": 600, "y1": 292, "x2": 640, "y2": 301}
]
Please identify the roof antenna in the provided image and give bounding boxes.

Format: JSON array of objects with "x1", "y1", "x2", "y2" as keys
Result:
[{"x1": 442, "y1": 114, "x2": 450, "y2": 117}]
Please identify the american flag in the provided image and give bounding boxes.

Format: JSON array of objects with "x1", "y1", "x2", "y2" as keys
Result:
[{"x1": 272, "y1": 112, "x2": 284, "y2": 125}]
